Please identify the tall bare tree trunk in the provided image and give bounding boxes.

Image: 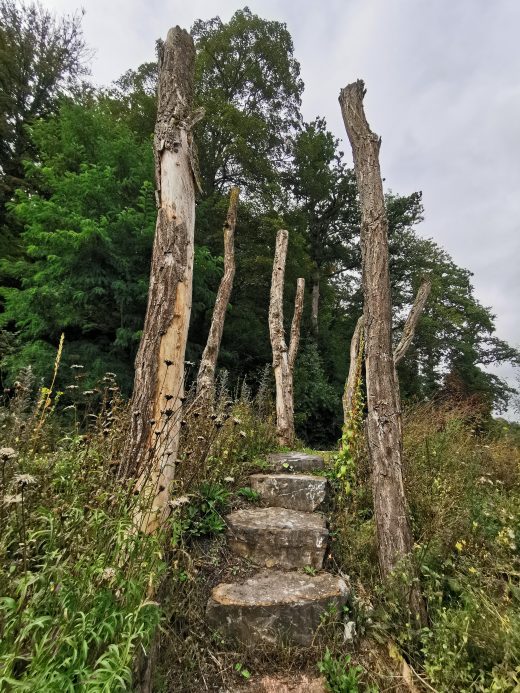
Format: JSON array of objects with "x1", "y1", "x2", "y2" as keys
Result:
[
  {"x1": 196, "y1": 187, "x2": 239, "y2": 398},
  {"x1": 269, "y1": 229, "x2": 305, "y2": 447},
  {"x1": 343, "y1": 315, "x2": 364, "y2": 427},
  {"x1": 339, "y1": 80, "x2": 426, "y2": 625},
  {"x1": 311, "y1": 269, "x2": 320, "y2": 336},
  {"x1": 125, "y1": 27, "x2": 197, "y2": 534}
]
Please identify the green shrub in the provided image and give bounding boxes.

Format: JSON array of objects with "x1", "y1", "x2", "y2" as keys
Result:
[{"x1": 318, "y1": 648, "x2": 375, "y2": 692}]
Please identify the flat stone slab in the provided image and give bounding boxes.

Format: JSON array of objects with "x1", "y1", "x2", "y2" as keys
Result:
[
  {"x1": 226, "y1": 507, "x2": 328, "y2": 569},
  {"x1": 268, "y1": 452, "x2": 325, "y2": 473},
  {"x1": 250, "y1": 473, "x2": 328, "y2": 512},
  {"x1": 253, "y1": 675, "x2": 327, "y2": 693},
  {"x1": 207, "y1": 570, "x2": 348, "y2": 646},
  {"x1": 232, "y1": 673, "x2": 327, "y2": 692}
]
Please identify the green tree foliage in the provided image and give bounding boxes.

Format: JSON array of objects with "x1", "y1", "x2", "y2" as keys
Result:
[
  {"x1": 104, "y1": 61, "x2": 157, "y2": 141},
  {"x1": 0, "y1": 6, "x2": 516, "y2": 438},
  {"x1": 390, "y1": 225, "x2": 519, "y2": 412},
  {"x1": 294, "y1": 341, "x2": 340, "y2": 446},
  {"x1": 0, "y1": 0, "x2": 88, "y2": 242},
  {"x1": 192, "y1": 7, "x2": 303, "y2": 200},
  {"x1": 0, "y1": 99, "x2": 155, "y2": 388},
  {"x1": 289, "y1": 118, "x2": 358, "y2": 282}
]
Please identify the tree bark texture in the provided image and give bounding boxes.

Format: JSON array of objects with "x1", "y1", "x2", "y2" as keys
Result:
[
  {"x1": 196, "y1": 187, "x2": 239, "y2": 398},
  {"x1": 339, "y1": 81, "x2": 425, "y2": 624},
  {"x1": 311, "y1": 269, "x2": 320, "y2": 336},
  {"x1": 393, "y1": 279, "x2": 432, "y2": 366},
  {"x1": 125, "y1": 27, "x2": 197, "y2": 534},
  {"x1": 268, "y1": 229, "x2": 305, "y2": 447},
  {"x1": 342, "y1": 315, "x2": 364, "y2": 428},
  {"x1": 289, "y1": 278, "x2": 305, "y2": 371}
]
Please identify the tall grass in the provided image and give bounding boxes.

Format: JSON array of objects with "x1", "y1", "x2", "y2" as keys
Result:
[
  {"x1": 330, "y1": 400, "x2": 520, "y2": 692},
  {"x1": 0, "y1": 359, "x2": 279, "y2": 691}
]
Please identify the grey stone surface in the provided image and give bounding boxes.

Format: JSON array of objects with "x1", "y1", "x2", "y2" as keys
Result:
[
  {"x1": 226, "y1": 507, "x2": 328, "y2": 569},
  {"x1": 230, "y1": 673, "x2": 327, "y2": 692},
  {"x1": 250, "y1": 473, "x2": 328, "y2": 512},
  {"x1": 207, "y1": 570, "x2": 348, "y2": 646},
  {"x1": 268, "y1": 452, "x2": 325, "y2": 473}
]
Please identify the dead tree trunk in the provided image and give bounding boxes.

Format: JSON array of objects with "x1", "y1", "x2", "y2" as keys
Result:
[
  {"x1": 339, "y1": 80, "x2": 426, "y2": 625},
  {"x1": 343, "y1": 278, "x2": 431, "y2": 426},
  {"x1": 125, "y1": 27, "x2": 197, "y2": 534},
  {"x1": 342, "y1": 315, "x2": 364, "y2": 427},
  {"x1": 311, "y1": 269, "x2": 320, "y2": 336},
  {"x1": 394, "y1": 279, "x2": 432, "y2": 366},
  {"x1": 196, "y1": 187, "x2": 239, "y2": 398},
  {"x1": 269, "y1": 229, "x2": 305, "y2": 447}
]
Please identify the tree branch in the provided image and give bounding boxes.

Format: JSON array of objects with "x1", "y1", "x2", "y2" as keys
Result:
[
  {"x1": 342, "y1": 314, "x2": 364, "y2": 426},
  {"x1": 393, "y1": 278, "x2": 432, "y2": 366},
  {"x1": 288, "y1": 277, "x2": 305, "y2": 371}
]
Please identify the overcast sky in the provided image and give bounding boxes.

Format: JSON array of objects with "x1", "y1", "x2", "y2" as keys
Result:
[{"x1": 42, "y1": 0, "x2": 520, "y2": 411}]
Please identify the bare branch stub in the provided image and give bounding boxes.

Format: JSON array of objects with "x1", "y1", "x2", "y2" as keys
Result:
[{"x1": 394, "y1": 279, "x2": 432, "y2": 366}]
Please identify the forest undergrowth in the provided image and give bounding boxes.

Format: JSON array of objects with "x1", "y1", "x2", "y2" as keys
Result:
[{"x1": 0, "y1": 357, "x2": 519, "y2": 691}]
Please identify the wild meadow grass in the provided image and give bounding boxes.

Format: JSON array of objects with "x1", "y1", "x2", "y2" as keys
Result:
[
  {"x1": 1, "y1": 351, "x2": 519, "y2": 691},
  {"x1": 0, "y1": 358, "x2": 278, "y2": 691},
  {"x1": 330, "y1": 400, "x2": 520, "y2": 691}
]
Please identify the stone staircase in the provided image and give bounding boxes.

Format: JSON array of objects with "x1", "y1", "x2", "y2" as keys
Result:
[{"x1": 206, "y1": 452, "x2": 348, "y2": 647}]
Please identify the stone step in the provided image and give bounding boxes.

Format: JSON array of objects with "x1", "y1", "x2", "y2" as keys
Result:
[
  {"x1": 267, "y1": 451, "x2": 325, "y2": 473},
  {"x1": 206, "y1": 570, "x2": 348, "y2": 646},
  {"x1": 242, "y1": 674, "x2": 326, "y2": 693},
  {"x1": 226, "y1": 507, "x2": 328, "y2": 569},
  {"x1": 250, "y1": 473, "x2": 328, "y2": 512}
]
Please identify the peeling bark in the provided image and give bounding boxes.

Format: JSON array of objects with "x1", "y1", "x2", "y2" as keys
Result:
[
  {"x1": 268, "y1": 230, "x2": 305, "y2": 447},
  {"x1": 196, "y1": 187, "x2": 239, "y2": 398},
  {"x1": 342, "y1": 314, "x2": 364, "y2": 427},
  {"x1": 394, "y1": 279, "x2": 432, "y2": 366},
  {"x1": 339, "y1": 80, "x2": 426, "y2": 625},
  {"x1": 125, "y1": 27, "x2": 197, "y2": 534}
]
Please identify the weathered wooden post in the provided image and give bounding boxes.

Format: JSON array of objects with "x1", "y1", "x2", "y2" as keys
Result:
[
  {"x1": 343, "y1": 278, "x2": 431, "y2": 427},
  {"x1": 125, "y1": 27, "x2": 197, "y2": 534},
  {"x1": 196, "y1": 187, "x2": 239, "y2": 398},
  {"x1": 339, "y1": 80, "x2": 426, "y2": 625},
  {"x1": 268, "y1": 229, "x2": 305, "y2": 447}
]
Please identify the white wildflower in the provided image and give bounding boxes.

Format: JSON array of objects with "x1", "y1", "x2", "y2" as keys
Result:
[
  {"x1": 0, "y1": 447, "x2": 17, "y2": 461},
  {"x1": 14, "y1": 473, "x2": 37, "y2": 488}
]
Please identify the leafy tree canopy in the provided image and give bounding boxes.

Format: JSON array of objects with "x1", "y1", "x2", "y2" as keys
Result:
[
  {"x1": 192, "y1": 7, "x2": 303, "y2": 201},
  {"x1": 0, "y1": 4, "x2": 517, "y2": 438},
  {"x1": 0, "y1": 0, "x2": 89, "y2": 237}
]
